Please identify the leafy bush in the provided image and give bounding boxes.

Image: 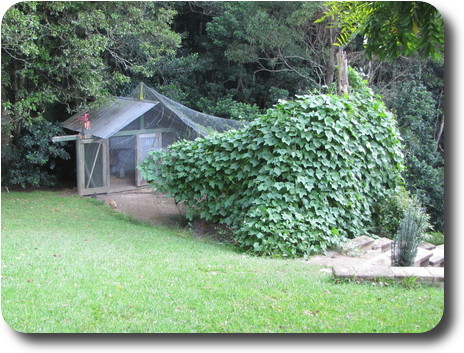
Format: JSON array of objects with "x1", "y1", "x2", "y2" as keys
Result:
[
  {"x1": 197, "y1": 95, "x2": 262, "y2": 121},
  {"x1": 374, "y1": 186, "x2": 435, "y2": 241},
  {"x1": 391, "y1": 203, "x2": 429, "y2": 267},
  {"x1": 422, "y1": 231, "x2": 444, "y2": 246},
  {"x1": 140, "y1": 77, "x2": 404, "y2": 258},
  {"x1": 1, "y1": 120, "x2": 70, "y2": 189},
  {"x1": 374, "y1": 186, "x2": 415, "y2": 239}
]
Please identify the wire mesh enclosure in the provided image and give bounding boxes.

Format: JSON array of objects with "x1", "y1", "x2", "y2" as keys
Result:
[
  {"x1": 128, "y1": 83, "x2": 247, "y2": 138},
  {"x1": 61, "y1": 83, "x2": 247, "y2": 195}
]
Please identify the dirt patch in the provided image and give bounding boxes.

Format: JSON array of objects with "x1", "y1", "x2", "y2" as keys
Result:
[{"x1": 96, "y1": 188, "x2": 188, "y2": 228}]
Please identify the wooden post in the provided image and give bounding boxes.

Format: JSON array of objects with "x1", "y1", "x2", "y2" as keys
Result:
[
  {"x1": 51, "y1": 134, "x2": 80, "y2": 143},
  {"x1": 139, "y1": 82, "x2": 144, "y2": 100},
  {"x1": 337, "y1": 47, "x2": 349, "y2": 95}
]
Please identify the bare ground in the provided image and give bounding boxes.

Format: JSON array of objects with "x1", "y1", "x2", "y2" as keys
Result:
[{"x1": 96, "y1": 188, "x2": 187, "y2": 228}]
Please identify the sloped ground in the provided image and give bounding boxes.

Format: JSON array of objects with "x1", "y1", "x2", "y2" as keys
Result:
[
  {"x1": 94, "y1": 190, "x2": 387, "y2": 268},
  {"x1": 94, "y1": 190, "x2": 445, "y2": 285},
  {"x1": 96, "y1": 188, "x2": 187, "y2": 228}
]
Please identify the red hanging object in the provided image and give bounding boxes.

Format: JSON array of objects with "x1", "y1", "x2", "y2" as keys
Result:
[{"x1": 78, "y1": 113, "x2": 91, "y2": 131}]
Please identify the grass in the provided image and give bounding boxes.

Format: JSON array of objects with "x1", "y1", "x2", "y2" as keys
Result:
[{"x1": 1, "y1": 191, "x2": 444, "y2": 333}]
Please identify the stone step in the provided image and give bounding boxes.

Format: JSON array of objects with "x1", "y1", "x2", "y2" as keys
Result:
[
  {"x1": 429, "y1": 247, "x2": 444, "y2": 267},
  {"x1": 419, "y1": 242, "x2": 436, "y2": 251},
  {"x1": 331, "y1": 238, "x2": 444, "y2": 286},
  {"x1": 371, "y1": 238, "x2": 392, "y2": 252},
  {"x1": 364, "y1": 250, "x2": 391, "y2": 267},
  {"x1": 344, "y1": 235, "x2": 375, "y2": 250},
  {"x1": 390, "y1": 266, "x2": 444, "y2": 286},
  {"x1": 414, "y1": 247, "x2": 433, "y2": 267},
  {"x1": 363, "y1": 247, "x2": 434, "y2": 267},
  {"x1": 338, "y1": 238, "x2": 444, "y2": 268}
]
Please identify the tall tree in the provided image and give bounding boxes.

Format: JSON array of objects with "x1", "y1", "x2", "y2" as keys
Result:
[
  {"x1": 152, "y1": 1, "x2": 342, "y2": 118},
  {"x1": 206, "y1": 1, "x2": 335, "y2": 90}
]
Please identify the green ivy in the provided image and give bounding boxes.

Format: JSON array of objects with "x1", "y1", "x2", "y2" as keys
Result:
[{"x1": 139, "y1": 76, "x2": 404, "y2": 258}]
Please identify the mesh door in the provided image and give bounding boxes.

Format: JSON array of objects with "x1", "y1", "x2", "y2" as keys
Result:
[
  {"x1": 84, "y1": 143, "x2": 105, "y2": 188},
  {"x1": 136, "y1": 133, "x2": 162, "y2": 186},
  {"x1": 109, "y1": 136, "x2": 136, "y2": 178},
  {"x1": 77, "y1": 139, "x2": 109, "y2": 195}
]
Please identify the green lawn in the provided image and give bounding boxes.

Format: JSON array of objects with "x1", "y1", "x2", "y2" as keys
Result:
[{"x1": 1, "y1": 191, "x2": 444, "y2": 333}]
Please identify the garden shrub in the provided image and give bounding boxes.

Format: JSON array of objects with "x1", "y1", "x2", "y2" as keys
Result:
[
  {"x1": 374, "y1": 186, "x2": 433, "y2": 240},
  {"x1": 374, "y1": 186, "x2": 415, "y2": 239},
  {"x1": 391, "y1": 202, "x2": 429, "y2": 267},
  {"x1": 1, "y1": 120, "x2": 70, "y2": 189},
  {"x1": 197, "y1": 95, "x2": 262, "y2": 121},
  {"x1": 140, "y1": 76, "x2": 404, "y2": 258},
  {"x1": 422, "y1": 231, "x2": 444, "y2": 246}
]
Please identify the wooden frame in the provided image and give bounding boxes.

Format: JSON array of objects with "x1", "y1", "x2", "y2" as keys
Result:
[
  {"x1": 113, "y1": 128, "x2": 175, "y2": 138},
  {"x1": 69, "y1": 128, "x2": 176, "y2": 195},
  {"x1": 76, "y1": 138, "x2": 110, "y2": 196}
]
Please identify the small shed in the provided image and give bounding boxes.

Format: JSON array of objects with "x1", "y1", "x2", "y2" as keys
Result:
[{"x1": 58, "y1": 83, "x2": 246, "y2": 196}]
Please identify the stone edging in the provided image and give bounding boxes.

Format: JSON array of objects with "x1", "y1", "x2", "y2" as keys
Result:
[
  {"x1": 332, "y1": 236, "x2": 444, "y2": 287},
  {"x1": 332, "y1": 264, "x2": 444, "y2": 287}
]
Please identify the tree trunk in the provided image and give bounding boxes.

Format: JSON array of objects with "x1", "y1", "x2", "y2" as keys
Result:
[
  {"x1": 325, "y1": 28, "x2": 337, "y2": 86},
  {"x1": 337, "y1": 47, "x2": 349, "y2": 95},
  {"x1": 435, "y1": 113, "x2": 444, "y2": 153}
]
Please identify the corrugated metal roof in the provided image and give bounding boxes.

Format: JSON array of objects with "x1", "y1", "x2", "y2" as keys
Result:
[{"x1": 62, "y1": 98, "x2": 158, "y2": 139}]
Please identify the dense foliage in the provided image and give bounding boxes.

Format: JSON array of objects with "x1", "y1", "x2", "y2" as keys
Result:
[
  {"x1": 1, "y1": 120, "x2": 70, "y2": 188},
  {"x1": 140, "y1": 75, "x2": 404, "y2": 257},
  {"x1": 375, "y1": 186, "x2": 415, "y2": 239},
  {"x1": 144, "y1": 1, "x2": 336, "y2": 115},
  {"x1": 386, "y1": 80, "x2": 444, "y2": 231},
  {"x1": 1, "y1": 1, "x2": 180, "y2": 138}
]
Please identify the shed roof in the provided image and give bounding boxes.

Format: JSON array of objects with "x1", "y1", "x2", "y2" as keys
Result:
[
  {"x1": 62, "y1": 84, "x2": 248, "y2": 140},
  {"x1": 62, "y1": 98, "x2": 157, "y2": 139}
]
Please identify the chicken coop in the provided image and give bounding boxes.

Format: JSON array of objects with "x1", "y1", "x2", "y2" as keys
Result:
[{"x1": 57, "y1": 83, "x2": 246, "y2": 196}]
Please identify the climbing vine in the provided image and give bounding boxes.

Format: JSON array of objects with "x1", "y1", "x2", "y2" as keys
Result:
[{"x1": 139, "y1": 74, "x2": 404, "y2": 258}]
